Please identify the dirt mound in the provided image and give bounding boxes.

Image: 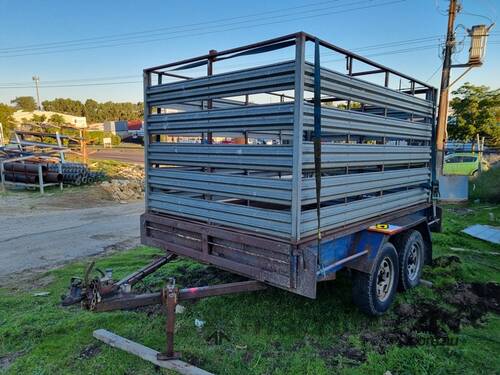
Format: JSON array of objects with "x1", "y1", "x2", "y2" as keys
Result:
[
  {"x1": 361, "y1": 279, "x2": 499, "y2": 353},
  {"x1": 100, "y1": 179, "x2": 144, "y2": 201}
]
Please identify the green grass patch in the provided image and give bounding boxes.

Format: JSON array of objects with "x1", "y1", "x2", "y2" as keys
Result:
[
  {"x1": 1, "y1": 205, "x2": 499, "y2": 374},
  {"x1": 86, "y1": 159, "x2": 142, "y2": 179}
]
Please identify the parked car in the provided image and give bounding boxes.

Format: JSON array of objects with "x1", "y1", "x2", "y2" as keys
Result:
[{"x1": 443, "y1": 152, "x2": 489, "y2": 176}]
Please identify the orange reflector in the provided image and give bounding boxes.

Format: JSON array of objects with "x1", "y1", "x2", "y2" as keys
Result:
[{"x1": 368, "y1": 224, "x2": 403, "y2": 235}]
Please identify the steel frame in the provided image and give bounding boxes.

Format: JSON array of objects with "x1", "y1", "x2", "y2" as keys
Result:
[
  {"x1": 140, "y1": 31, "x2": 438, "y2": 298},
  {"x1": 142, "y1": 32, "x2": 437, "y2": 241}
]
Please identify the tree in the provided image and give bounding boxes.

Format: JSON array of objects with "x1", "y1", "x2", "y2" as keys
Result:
[
  {"x1": 31, "y1": 114, "x2": 47, "y2": 123},
  {"x1": 0, "y1": 104, "x2": 15, "y2": 140},
  {"x1": 11, "y1": 96, "x2": 37, "y2": 111},
  {"x1": 448, "y1": 83, "x2": 500, "y2": 146},
  {"x1": 42, "y1": 98, "x2": 84, "y2": 116},
  {"x1": 42, "y1": 98, "x2": 143, "y2": 123},
  {"x1": 84, "y1": 99, "x2": 99, "y2": 122},
  {"x1": 49, "y1": 114, "x2": 66, "y2": 126}
]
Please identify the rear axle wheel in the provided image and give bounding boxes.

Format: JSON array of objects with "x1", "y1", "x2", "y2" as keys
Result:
[
  {"x1": 352, "y1": 242, "x2": 399, "y2": 316},
  {"x1": 394, "y1": 229, "x2": 425, "y2": 291}
]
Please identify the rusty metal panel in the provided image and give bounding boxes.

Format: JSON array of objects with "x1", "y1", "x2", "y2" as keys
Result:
[{"x1": 141, "y1": 213, "x2": 315, "y2": 296}]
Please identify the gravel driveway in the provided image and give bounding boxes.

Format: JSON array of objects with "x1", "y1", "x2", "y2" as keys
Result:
[{"x1": 0, "y1": 194, "x2": 143, "y2": 283}]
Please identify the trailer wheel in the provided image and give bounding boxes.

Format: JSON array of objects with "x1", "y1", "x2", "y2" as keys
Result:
[
  {"x1": 352, "y1": 242, "x2": 399, "y2": 316},
  {"x1": 394, "y1": 230, "x2": 424, "y2": 291}
]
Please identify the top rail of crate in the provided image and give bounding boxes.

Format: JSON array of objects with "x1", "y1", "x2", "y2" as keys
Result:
[{"x1": 143, "y1": 31, "x2": 436, "y2": 92}]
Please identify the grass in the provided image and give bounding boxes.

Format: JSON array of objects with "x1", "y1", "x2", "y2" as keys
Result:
[
  {"x1": 87, "y1": 159, "x2": 142, "y2": 179},
  {"x1": 1, "y1": 203, "x2": 499, "y2": 374}
]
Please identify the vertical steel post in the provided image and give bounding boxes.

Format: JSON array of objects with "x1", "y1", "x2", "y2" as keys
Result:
[
  {"x1": 207, "y1": 50, "x2": 217, "y2": 144},
  {"x1": 313, "y1": 38, "x2": 322, "y2": 242},
  {"x1": 143, "y1": 71, "x2": 151, "y2": 212},
  {"x1": 291, "y1": 34, "x2": 305, "y2": 241},
  {"x1": 0, "y1": 162, "x2": 5, "y2": 193},
  {"x1": 58, "y1": 162, "x2": 63, "y2": 191},
  {"x1": 157, "y1": 280, "x2": 179, "y2": 360},
  {"x1": 38, "y1": 164, "x2": 44, "y2": 194},
  {"x1": 56, "y1": 132, "x2": 65, "y2": 163}
]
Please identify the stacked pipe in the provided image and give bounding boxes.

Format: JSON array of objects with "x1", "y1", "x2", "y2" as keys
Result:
[
  {"x1": 3, "y1": 162, "x2": 63, "y2": 184},
  {"x1": 47, "y1": 162, "x2": 106, "y2": 186}
]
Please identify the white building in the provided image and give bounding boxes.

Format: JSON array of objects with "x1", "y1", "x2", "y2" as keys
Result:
[{"x1": 12, "y1": 110, "x2": 87, "y2": 128}]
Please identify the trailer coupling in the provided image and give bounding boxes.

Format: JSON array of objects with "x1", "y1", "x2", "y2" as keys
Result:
[{"x1": 62, "y1": 254, "x2": 266, "y2": 364}]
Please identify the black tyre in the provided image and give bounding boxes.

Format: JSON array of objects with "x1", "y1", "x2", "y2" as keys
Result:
[
  {"x1": 394, "y1": 230, "x2": 425, "y2": 291},
  {"x1": 352, "y1": 242, "x2": 399, "y2": 316}
]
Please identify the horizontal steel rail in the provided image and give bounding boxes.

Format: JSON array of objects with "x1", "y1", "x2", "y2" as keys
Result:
[
  {"x1": 146, "y1": 61, "x2": 296, "y2": 106},
  {"x1": 303, "y1": 104, "x2": 431, "y2": 140},
  {"x1": 149, "y1": 169, "x2": 292, "y2": 205},
  {"x1": 148, "y1": 103, "x2": 295, "y2": 134},
  {"x1": 144, "y1": 32, "x2": 434, "y2": 91},
  {"x1": 302, "y1": 143, "x2": 431, "y2": 169},
  {"x1": 304, "y1": 63, "x2": 434, "y2": 117},
  {"x1": 301, "y1": 168, "x2": 430, "y2": 204},
  {"x1": 148, "y1": 192, "x2": 292, "y2": 237},
  {"x1": 300, "y1": 188, "x2": 429, "y2": 236},
  {"x1": 148, "y1": 144, "x2": 293, "y2": 171}
]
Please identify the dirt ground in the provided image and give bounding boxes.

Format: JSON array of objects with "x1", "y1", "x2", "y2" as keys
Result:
[{"x1": 0, "y1": 186, "x2": 144, "y2": 285}]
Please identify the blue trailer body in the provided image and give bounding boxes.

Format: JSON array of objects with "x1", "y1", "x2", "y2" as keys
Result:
[
  {"x1": 316, "y1": 231, "x2": 386, "y2": 279},
  {"x1": 314, "y1": 209, "x2": 430, "y2": 282}
]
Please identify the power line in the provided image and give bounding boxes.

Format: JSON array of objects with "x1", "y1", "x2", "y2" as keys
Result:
[
  {"x1": 426, "y1": 64, "x2": 443, "y2": 82},
  {"x1": 0, "y1": 81, "x2": 142, "y2": 89},
  {"x1": 0, "y1": 45, "x2": 447, "y2": 89},
  {"x1": 0, "y1": 0, "x2": 351, "y2": 53},
  {"x1": 1, "y1": 37, "x2": 498, "y2": 89},
  {"x1": 0, "y1": 0, "x2": 407, "y2": 58},
  {"x1": 0, "y1": 0, "x2": 347, "y2": 53},
  {"x1": 0, "y1": 33, "x2": 450, "y2": 85}
]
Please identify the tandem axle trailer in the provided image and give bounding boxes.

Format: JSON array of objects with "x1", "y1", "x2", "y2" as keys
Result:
[{"x1": 71, "y1": 32, "x2": 441, "y2": 372}]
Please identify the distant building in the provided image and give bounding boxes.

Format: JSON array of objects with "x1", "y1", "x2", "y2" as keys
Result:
[
  {"x1": 103, "y1": 120, "x2": 129, "y2": 138},
  {"x1": 87, "y1": 122, "x2": 105, "y2": 131},
  {"x1": 12, "y1": 110, "x2": 87, "y2": 128}
]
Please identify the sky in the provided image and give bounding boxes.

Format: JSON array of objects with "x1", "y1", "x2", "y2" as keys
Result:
[{"x1": 0, "y1": 0, "x2": 499, "y2": 105}]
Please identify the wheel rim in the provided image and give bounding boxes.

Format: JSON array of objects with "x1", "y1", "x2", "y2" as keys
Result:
[
  {"x1": 407, "y1": 241, "x2": 422, "y2": 281},
  {"x1": 376, "y1": 256, "x2": 394, "y2": 302}
]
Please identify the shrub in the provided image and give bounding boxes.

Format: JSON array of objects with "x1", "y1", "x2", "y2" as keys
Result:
[
  {"x1": 86, "y1": 131, "x2": 121, "y2": 145},
  {"x1": 469, "y1": 166, "x2": 500, "y2": 203}
]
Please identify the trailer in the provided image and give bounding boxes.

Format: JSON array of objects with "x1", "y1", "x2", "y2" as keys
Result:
[{"x1": 70, "y1": 32, "x2": 442, "y2": 371}]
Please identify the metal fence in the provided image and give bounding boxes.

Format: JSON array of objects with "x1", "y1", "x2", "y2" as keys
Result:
[{"x1": 143, "y1": 32, "x2": 437, "y2": 242}]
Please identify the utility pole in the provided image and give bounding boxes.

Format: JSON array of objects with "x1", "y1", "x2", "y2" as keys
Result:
[
  {"x1": 436, "y1": 0, "x2": 459, "y2": 174},
  {"x1": 32, "y1": 75, "x2": 41, "y2": 110}
]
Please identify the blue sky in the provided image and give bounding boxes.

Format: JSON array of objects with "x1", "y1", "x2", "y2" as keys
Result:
[{"x1": 0, "y1": 0, "x2": 498, "y2": 104}]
